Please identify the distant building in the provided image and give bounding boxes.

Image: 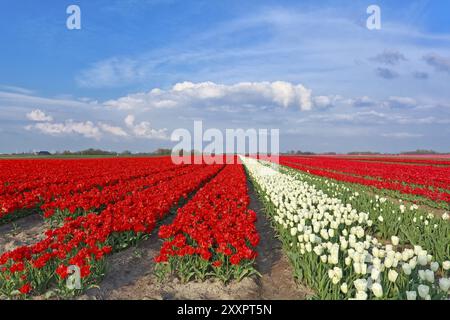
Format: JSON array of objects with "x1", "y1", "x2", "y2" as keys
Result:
[{"x1": 37, "y1": 151, "x2": 51, "y2": 156}]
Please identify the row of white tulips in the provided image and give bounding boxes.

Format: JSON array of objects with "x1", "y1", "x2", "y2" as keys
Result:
[
  {"x1": 279, "y1": 165, "x2": 450, "y2": 263},
  {"x1": 241, "y1": 157, "x2": 449, "y2": 300}
]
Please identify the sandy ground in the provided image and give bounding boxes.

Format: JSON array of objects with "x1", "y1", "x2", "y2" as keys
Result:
[{"x1": 0, "y1": 214, "x2": 48, "y2": 255}]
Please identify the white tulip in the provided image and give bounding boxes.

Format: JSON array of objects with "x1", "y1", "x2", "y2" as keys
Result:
[
  {"x1": 406, "y1": 291, "x2": 417, "y2": 300},
  {"x1": 313, "y1": 246, "x2": 323, "y2": 256},
  {"x1": 388, "y1": 269, "x2": 398, "y2": 283},
  {"x1": 368, "y1": 267, "x2": 379, "y2": 281},
  {"x1": 391, "y1": 236, "x2": 400, "y2": 246},
  {"x1": 402, "y1": 263, "x2": 412, "y2": 276},
  {"x1": 384, "y1": 257, "x2": 394, "y2": 269},
  {"x1": 305, "y1": 243, "x2": 312, "y2": 253},
  {"x1": 438, "y1": 278, "x2": 450, "y2": 292},
  {"x1": 443, "y1": 261, "x2": 450, "y2": 271},
  {"x1": 424, "y1": 270, "x2": 434, "y2": 283},
  {"x1": 371, "y1": 283, "x2": 383, "y2": 298},
  {"x1": 362, "y1": 263, "x2": 368, "y2": 275},
  {"x1": 353, "y1": 263, "x2": 362, "y2": 274},
  {"x1": 328, "y1": 269, "x2": 335, "y2": 279},
  {"x1": 418, "y1": 270, "x2": 427, "y2": 281},
  {"x1": 413, "y1": 245, "x2": 422, "y2": 255},
  {"x1": 354, "y1": 279, "x2": 368, "y2": 292},
  {"x1": 345, "y1": 256, "x2": 351, "y2": 266},
  {"x1": 417, "y1": 285, "x2": 430, "y2": 299},
  {"x1": 372, "y1": 248, "x2": 379, "y2": 258},
  {"x1": 340, "y1": 282, "x2": 348, "y2": 294},
  {"x1": 355, "y1": 291, "x2": 368, "y2": 300},
  {"x1": 430, "y1": 262, "x2": 439, "y2": 272},
  {"x1": 408, "y1": 257, "x2": 417, "y2": 270},
  {"x1": 417, "y1": 254, "x2": 428, "y2": 266}
]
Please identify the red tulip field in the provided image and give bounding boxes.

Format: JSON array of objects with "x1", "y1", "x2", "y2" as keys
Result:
[{"x1": 0, "y1": 155, "x2": 449, "y2": 300}]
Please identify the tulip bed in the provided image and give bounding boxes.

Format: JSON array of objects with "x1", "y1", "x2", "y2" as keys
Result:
[
  {"x1": 280, "y1": 156, "x2": 450, "y2": 208},
  {"x1": 338, "y1": 156, "x2": 450, "y2": 166},
  {"x1": 0, "y1": 157, "x2": 180, "y2": 221},
  {"x1": 279, "y1": 166, "x2": 450, "y2": 263},
  {"x1": 0, "y1": 158, "x2": 225, "y2": 297},
  {"x1": 155, "y1": 163, "x2": 260, "y2": 283},
  {"x1": 242, "y1": 157, "x2": 450, "y2": 300}
]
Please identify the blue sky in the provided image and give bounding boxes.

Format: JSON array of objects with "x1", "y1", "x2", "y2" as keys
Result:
[{"x1": 1, "y1": 0, "x2": 450, "y2": 153}]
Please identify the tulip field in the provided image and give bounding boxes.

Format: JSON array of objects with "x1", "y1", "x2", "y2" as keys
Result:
[{"x1": 0, "y1": 155, "x2": 449, "y2": 300}]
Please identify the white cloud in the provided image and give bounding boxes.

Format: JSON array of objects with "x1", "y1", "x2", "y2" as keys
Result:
[
  {"x1": 349, "y1": 96, "x2": 377, "y2": 108},
  {"x1": 105, "y1": 81, "x2": 314, "y2": 111},
  {"x1": 26, "y1": 120, "x2": 101, "y2": 139},
  {"x1": 99, "y1": 123, "x2": 128, "y2": 137},
  {"x1": 312, "y1": 95, "x2": 342, "y2": 109},
  {"x1": 125, "y1": 114, "x2": 135, "y2": 127},
  {"x1": 124, "y1": 115, "x2": 169, "y2": 140},
  {"x1": 26, "y1": 109, "x2": 53, "y2": 122}
]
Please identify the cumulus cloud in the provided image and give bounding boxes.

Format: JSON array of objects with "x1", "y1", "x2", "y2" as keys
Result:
[
  {"x1": 26, "y1": 120, "x2": 101, "y2": 139},
  {"x1": 26, "y1": 109, "x2": 53, "y2": 122},
  {"x1": 350, "y1": 96, "x2": 376, "y2": 108},
  {"x1": 375, "y1": 68, "x2": 399, "y2": 79},
  {"x1": 124, "y1": 115, "x2": 169, "y2": 140},
  {"x1": 98, "y1": 123, "x2": 128, "y2": 137},
  {"x1": 370, "y1": 50, "x2": 407, "y2": 65},
  {"x1": 105, "y1": 81, "x2": 314, "y2": 111},
  {"x1": 423, "y1": 53, "x2": 450, "y2": 74},
  {"x1": 312, "y1": 95, "x2": 340, "y2": 109},
  {"x1": 25, "y1": 114, "x2": 168, "y2": 141}
]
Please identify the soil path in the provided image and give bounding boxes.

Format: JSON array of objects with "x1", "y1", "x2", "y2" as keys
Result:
[{"x1": 0, "y1": 214, "x2": 48, "y2": 255}]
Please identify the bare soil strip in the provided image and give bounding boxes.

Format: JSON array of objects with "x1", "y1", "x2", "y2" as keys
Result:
[{"x1": 0, "y1": 214, "x2": 48, "y2": 255}]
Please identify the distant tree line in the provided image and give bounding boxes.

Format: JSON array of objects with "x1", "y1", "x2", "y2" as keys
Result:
[
  {"x1": 400, "y1": 149, "x2": 440, "y2": 155},
  {"x1": 284, "y1": 150, "x2": 317, "y2": 155},
  {"x1": 4, "y1": 148, "x2": 449, "y2": 157},
  {"x1": 283, "y1": 149, "x2": 449, "y2": 155}
]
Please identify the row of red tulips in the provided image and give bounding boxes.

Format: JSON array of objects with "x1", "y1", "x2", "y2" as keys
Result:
[
  {"x1": 0, "y1": 161, "x2": 224, "y2": 296},
  {"x1": 0, "y1": 158, "x2": 172, "y2": 196},
  {"x1": 155, "y1": 163, "x2": 260, "y2": 282},
  {"x1": 281, "y1": 156, "x2": 450, "y2": 192},
  {"x1": 40, "y1": 164, "x2": 191, "y2": 220},
  {"x1": 336, "y1": 156, "x2": 450, "y2": 167},
  {"x1": 0, "y1": 157, "x2": 178, "y2": 220},
  {"x1": 280, "y1": 158, "x2": 450, "y2": 204}
]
